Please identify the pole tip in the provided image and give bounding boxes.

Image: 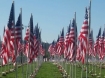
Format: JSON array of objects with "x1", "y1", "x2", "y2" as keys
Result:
[{"x1": 13, "y1": 0, "x2": 14, "y2": 3}]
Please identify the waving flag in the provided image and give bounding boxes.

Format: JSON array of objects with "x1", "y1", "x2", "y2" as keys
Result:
[
  {"x1": 28, "y1": 14, "x2": 34, "y2": 63},
  {"x1": 68, "y1": 19, "x2": 77, "y2": 61},
  {"x1": 99, "y1": 28, "x2": 104, "y2": 60},
  {"x1": 78, "y1": 8, "x2": 88, "y2": 64},
  {"x1": 24, "y1": 27, "x2": 30, "y2": 41},
  {"x1": 15, "y1": 13, "x2": 22, "y2": 40},
  {"x1": 94, "y1": 28, "x2": 101, "y2": 58},
  {"x1": 88, "y1": 30, "x2": 94, "y2": 56},
  {"x1": 64, "y1": 24, "x2": 71, "y2": 59},
  {"x1": 1, "y1": 2, "x2": 15, "y2": 65},
  {"x1": 33, "y1": 24, "x2": 39, "y2": 58},
  {"x1": 57, "y1": 28, "x2": 64, "y2": 55},
  {"x1": 48, "y1": 41, "x2": 55, "y2": 56}
]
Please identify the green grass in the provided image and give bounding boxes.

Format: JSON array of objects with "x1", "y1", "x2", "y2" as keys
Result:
[
  {"x1": 61, "y1": 62, "x2": 105, "y2": 78},
  {"x1": 0, "y1": 62, "x2": 36, "y2": 78},
  {"x1": 1, "y1": 61, "x2": 105, "y2": 78},
  {"x1": 35, "y1": 62, "x2": 62, "y2": 78}
]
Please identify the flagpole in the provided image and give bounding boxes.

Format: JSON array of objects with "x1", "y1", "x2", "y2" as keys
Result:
[
  {"x1": 86, "y1": 0, "x2": 91, "y2": 78},
  {"x1": 20, "y1": 8, "x2": 24, "y2": 78},
  {"x1": 0, "y1": 59, "x2": 2, "y2": 77},
  {"x1": 12, "y1": 1, "x2": 18, "y2": 78},
  {"x1": 74, "y1": 11, "x2": 77, "y2": 78},
  {"x1": 0, "y1": 36, "x2": 2, "y2": 77},
  {"x1": 68, "y1": 20, "x2": 71, "y2": 78},
  {"x1": 26, "y1": 24, "x2": 30, "y2": 78}
]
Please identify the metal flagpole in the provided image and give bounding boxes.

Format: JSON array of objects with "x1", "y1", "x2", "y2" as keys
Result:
[
  {"x1": 12, "y1": 1, "x2": 18, "y2": 78},
  {"x1": 0, "y1": 59, "x2": 2, "y2": 77},
  {"x1": 20, "y1": 8, "x2": 24, "y2": 78},
  {"x1": 26, "y1": 25, "x2": 30, "y2": 78},
  {"x1": 74, "y1": 12, "x2": 77, "y2": 78},
  {"x1": 81, "y1": 65, "x2": 83, "y2": 78},
  {"x1": 0, "y1": 37, "x2": 2, "y2": 77},
  {"x1": 86, "y1": 0, "x2": 91, "y2": 78}
]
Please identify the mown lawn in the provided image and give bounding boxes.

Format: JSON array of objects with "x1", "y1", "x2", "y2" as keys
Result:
[
  {"x1": 61, "y1": 62, "x2": 105, "y2": 78},
  {"x1": 35, "y1": 62, "x2": 62, "y2": 78},
  {"x1": 0, "y1": 62, "x2": 36, "y2": 78},
  {"x1": 1, "y1": 61, "x2": 105, "y2": 78}
]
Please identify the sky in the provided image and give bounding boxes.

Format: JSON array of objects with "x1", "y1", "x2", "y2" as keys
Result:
[{"x1": 0, "y1": 0, "x2": 105, "y2": 43}]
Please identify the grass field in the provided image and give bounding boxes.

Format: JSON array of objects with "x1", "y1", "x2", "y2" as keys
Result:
[
  {"x1": 0, "y1": 62, "x2": 37, "y2": 78},
  {"x1": 35, "y1": 62, "x2": 62, "y2": 78},
  {"x1": 60, "y1": 62, "x2": 105, "y2": 78},
  {"x1": 0, "y1": 61, "x2": 105, "y2": 78}
]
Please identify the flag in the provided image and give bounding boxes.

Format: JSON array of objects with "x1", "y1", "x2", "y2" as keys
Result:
[
  {"x1": 94, "y1": 28, "x2": 101, "y2": 59},
  {"x1": 68, "y1": 18, "x2": 76, "y2": 61},
  {"x1": 15, "y1": 13, "x2": 22, "y2": 40},
  {"x1": 33, "y1": 24, "x2": 39, "y2": 58},
  {"x1": 57, "y1": 28, "x2": 64, "y2": 55},
  {"x1": 78, "y1": 7, "x2": 88, "y2": 64},
  {"x1": 1, "y1": 2, "x2": 15, "y2": 65},
  {"x1": 28, "y1": 14, "x2": 34, "y2": 63},
  {"x1": 99, "y1": 28, "x2": 104, "y2": 60},
  {"x1": 88, "y1": 30, "x2": 94, "y2": 56},
  {"x1": 64, "y1": 23, "x2": 71, "y2": 59},
  {"x1": 15, "y1": 13, "x2": 23, "y2": 58},
  {"x1": 24, "y1": 26, "x2": 30, "y2": 41},
  {"x1": 40, "y1": 43, "x2": 45, "y2": 56},
  {"x1": 103, "y1": 28, "x2": 105, "y2": 57},
  {"x1": 48, "y1": 41, "x2": 55, "y2": 56}
]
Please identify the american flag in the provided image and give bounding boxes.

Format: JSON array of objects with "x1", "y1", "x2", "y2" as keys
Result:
[
  {"x1": 24, "y1": 27, "x2": 30, "y2": 41},
  {"x1": 15, "y1": 13, "x2": 22, "y2": 40},
  {"x1": 15, "y1": 13, "x2": 23, "y2": 58},
  {"x1": 78, "y1": 7, "x2": 88, "y2": 64},
  {"x1": 64, "y1": 24, "x2": 71, "y2": 59},
  {"x1": 54, "y1": 35, "x2": 60, "y2": 55},
  {"x1": 99, "y1": 28, "x2": 104, "y2": 60},
  {"x1": 33, "y1": 24, "x2": 39, "y2": 58},
  {"x1": 48, "y1": 41, "x2": 55, "y2": 56},
  {"x1": 39, "y1": 43, "x2": 45, "y2": 56},
  {"x1": 1, "y1": 2, "x2": 15, "y2": 65},
  {"x1": 17, "y1": 41, "x2": 24, "y2": 54},
  {"x1": 68, "y1": 18, "x2": 76, "y2": 61},
  {"x1": 88, "y1": 30, "x2": 94, "y2": 56},
  {"x1": 57, "y1": 28, "x2": 64, "y2": 55},
  {"x1": 56, "y1": 35, "x2": 59, "y2": 55},
  {"x1": 103, "y1": 28, "x2": 105, "y2": 57},
  {"x1": 24, "y1": 26, "x2": 30, "y2": 59},
  {"x1": 94, "y1": 28, "x2": 101, "y2": 58},
  {"x1": 28, "y1": 14, "x2": 34, "y2": 63}
]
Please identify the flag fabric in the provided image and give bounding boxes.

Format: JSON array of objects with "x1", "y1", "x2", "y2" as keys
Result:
[
  {"x1": 78, "y1": 8, "x2": 88, "y2": 64},
  {"x1": 48, "y1": 41, "x2": 55, "y2": 56},
  {"x1": 94, "y1": 28, "x2": 101, "y2": 58},
  {"x1": 99, "y1": 28, "x2": 104, "y2": 60},
  {"x1": 68, "y1": 19, "x2": 76, "y2": 61},
  {"x1": 64, "y1": 25, "x2": 71, "y2": 59},
  {"x1": 24, "y1": 27, "x2": 30, "y2": 41},
  {"x1": 54, "y1": 35, "x2": 62, "y2": 56},
  {"x1": 57, "y1": 28, "x2": 64, "y2": 55},
  {"x1": 56, "y1": 35, "x2": 60, "y2": 55},
  {"x1": 15, "y1": 13, "x2": 22, "y2": 40},
  {"x1": 33, "y1": 24, "x2": 39, "y2": 58},
  {"x1": 15, "y1": 13, "x2": 22, "y2": 58},
  {"x1": 39, "y1": 44, "x2": 45, "y2": 56},
  {"x1": 1, "y1": 2, "x2": 15, "y2": 65},
  {"x1": 103, "y1": 28, "x2": 105, "y2": 57},
  {"x1": 88, "y1": 30, "x2": 94, "y2": 56},
  {"x1": 28, "y1": 14, "x2": 34, "y2": 63},
  {"x1": 17, "y1": 41, "x2": 24, "y2": 55}
]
